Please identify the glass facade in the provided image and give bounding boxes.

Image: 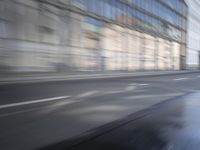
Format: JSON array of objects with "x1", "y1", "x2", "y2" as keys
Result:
[
  {"x1": 185, "y1": 0, "x2": 200, "y2": 69},
  {"x1": 0, "y1": 0, "x2": 187, "y2": 73},
  {"x1": 72, "y1": 0, "x2": 187, "y2": 41}
]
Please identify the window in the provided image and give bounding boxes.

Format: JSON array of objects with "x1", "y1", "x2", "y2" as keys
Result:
[
  {"x1": 132, "y1": 0, "x2": 140, "y2": 7},
  {"x1": 87, "y1": 0, "x2": 96, "y2": 14},
  {"x1": 136, "y1": 11, "x2": 146, "y2": 28},
  {"x1": 151, "y1": 17, "x2": 160, "y2": 32},
  {"x1": 182, "y1": 3, "x2": 187, "y2": 16},
  {"x1": 132, "y1": 9, "x2": 138, "y2": 26},
  {"x1": 104, "y1": 0, "x2": 112, "y2": 19},
  {"x1": 114, "y1": 1, "x2": 125, "y2": 24},
  {"x1": 71, "y1": 0, "x2": 88, "y2": 10},
  {"x1": 151, "y1": 0, "x2": 160, "y2": 15},
  {"x1": 96, "y1": 0, "x2": 104, "y2": 16},
  {"x1": 160, "y1": 0, "x2": 176, "y2": 9},
  {"x1": 127, "y1": 6, "x2": 133, "y2": 26}
]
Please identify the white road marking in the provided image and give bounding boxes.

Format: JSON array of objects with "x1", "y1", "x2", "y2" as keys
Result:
[
  {"x1": 128, "y1": 83, "x2": 138, "y2": 86},
  {"x1": 0, "y1": 96, "x2": 71, "y2": 109},
  {"x1": 139, "y1": 83, "x2": 149, "y2": 86},
  {"x1": 125, "y1": 85, "x2": 136, "y2": 91},
  {"x1": 173, "y1": 78, "x2": 189, "y2": 81},
  {"x1": 0, "y1": 99, "x2": 77, "y2": 117},
  {"x1": 77, "y1": 91, "x2": 98, "y2": 98},
  {"x1": 105, "y1": 82, "x2": 150, "y2": 94},
  {"x1": 103, "y1": 90, "x2": 125, "y2": 94},
  {"x1": 104, "y1": 84, "x2": 138, "y2": 94}
]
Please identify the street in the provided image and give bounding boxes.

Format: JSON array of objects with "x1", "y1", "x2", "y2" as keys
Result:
[{"x1": 1, "y1": 72, "x2": 200, "y2": 150}]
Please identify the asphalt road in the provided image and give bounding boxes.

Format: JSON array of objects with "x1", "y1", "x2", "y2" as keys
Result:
[{"x1": 1, "y1": 72, "x2": 200, "y2": 150}]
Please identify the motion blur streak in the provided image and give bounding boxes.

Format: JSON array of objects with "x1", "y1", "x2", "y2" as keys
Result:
[{"x1": 1, "y1": 1, "x2": 200, "y2": 150}]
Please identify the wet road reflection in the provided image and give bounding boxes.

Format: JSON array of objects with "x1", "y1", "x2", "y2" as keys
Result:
[{"x1": 40, "y1": 92, "x2": 200, "y2": 150}]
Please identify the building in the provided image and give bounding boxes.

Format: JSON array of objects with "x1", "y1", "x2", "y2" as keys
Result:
[
  {"x1": 185, "y1": 0, "x2": 200, "y2": 69},
  {"x1": 0, "y1": 0, "x2": 187, "y2": 73}
]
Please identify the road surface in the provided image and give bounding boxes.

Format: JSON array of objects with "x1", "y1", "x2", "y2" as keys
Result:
[{"x1": 0, "y1": 72, "x2": 200, "y2": 150}]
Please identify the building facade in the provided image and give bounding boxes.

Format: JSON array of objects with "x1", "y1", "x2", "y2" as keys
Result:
[
  {"x1": 0, "y1": 0, "x2": 187, "y2": 73},
  {"x1": 185, "y1": 0, "x2": 200, "y2": 69}
]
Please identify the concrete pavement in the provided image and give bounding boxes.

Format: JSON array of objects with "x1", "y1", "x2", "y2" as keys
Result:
[{"x1": 0, "y1": 72, "x2": 200, "y2": 150}]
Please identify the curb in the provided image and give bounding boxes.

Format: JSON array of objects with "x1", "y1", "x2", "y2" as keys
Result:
[{"x1": 0, "y1": 71, "x2": 199, "y2": 85}]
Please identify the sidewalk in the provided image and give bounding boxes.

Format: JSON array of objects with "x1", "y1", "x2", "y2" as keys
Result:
[{"x1": 0, "y1": 70, "x2": 199, "y2": 85}]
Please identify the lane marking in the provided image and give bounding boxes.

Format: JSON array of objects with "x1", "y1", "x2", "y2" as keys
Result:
[
  {"x1": 125, "y1": 85, "x2": 136, "y2": 91},
  {"x1": 129, "y1": 83, "x2": 149, "y2": 86},
  {"x1": 103, "y1": 90, "x2": 125, "y2": 94},
  {"x1": 104, "y1": 82, "x2": 149, "y2": 94},
  {"x1": 77, "y1": 90, "x2": 98, "y2": 98},
  {"x1": 0, "y1": 99, "x2": 77, "y2": 117},
  {"x1": 0, "y1": 96, "x2": 71, "y2": 109},
  {"x1": 173, "y1": 78, "x2": 189, "y2": 81},
  {"x1": 139, "y1": 83, "x2": 149, "y2": 86},
  {"x1": 104, "y1": 84, "x2": 138, "y2": 94},
  {"x1": 128, "y1": 83, "x2": 138, "y2": 86}
]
